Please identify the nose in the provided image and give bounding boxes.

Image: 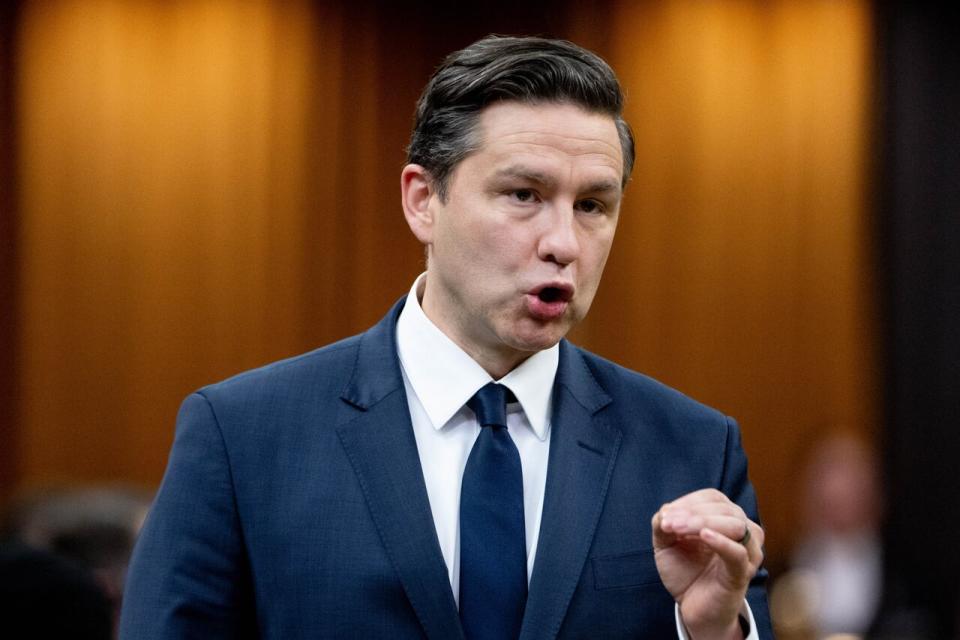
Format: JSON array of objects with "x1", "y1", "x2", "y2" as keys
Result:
[{"x1": 537, "y1": 207, "x2": 580, "y2": 266}]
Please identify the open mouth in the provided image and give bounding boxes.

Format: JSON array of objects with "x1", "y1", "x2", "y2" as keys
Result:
[
  {"x1": 530, "y1": 283, "x2": 574, "y2": 304},
  {"x1": 537, "y1": 287, "x2": 569, "y2": 303},
  {"x1": 527, "y1": 284, "x2": 573, "y2": 320}
]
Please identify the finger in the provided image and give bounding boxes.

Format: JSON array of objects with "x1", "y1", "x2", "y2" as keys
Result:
[
  {"x1": 708, "y1": 521, "x2": 765, "y2": 569},
  {"x1": 656, "y1": 502, "x2": 742, "y2": 539},
  {"x1": 661, "y1": 507, "x2": 766, "y2": 568},
  {"x1": 661, "y1": 512, "x2": 751, "y2": 541},
  {"x1": 652, "y1": 506, "x2": 702, "y2": 549},
  {"x1": 660, "y1": 488, "x2": 729, "y2": 509},
  {"x1": 699, "y1": 527, "x2": 755, "y2": 584},
  {"x1": 651, "y1": 507, "x2": 679, "y2": 549},
  {"x1": 654, "y1": 494, "x2": 765, "y2": 553},
  {"x1": 659, "y1": 499, "x2": 751, "y2": 535},
  {"x1": 661, "y1": 501, "x2": 747, "y2": 523}
]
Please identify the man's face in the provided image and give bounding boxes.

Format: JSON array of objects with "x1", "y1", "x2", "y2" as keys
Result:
[{"x1": 412, "y1": 101, "x2": 624, "y2": 375}]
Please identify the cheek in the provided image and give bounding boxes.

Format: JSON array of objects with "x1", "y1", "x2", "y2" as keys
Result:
[
  {"x1": 471, "y1": 222, "x2": 529, "y2": 270},
  {"x1": 583, "y1": 235, "x2": 616, "y2": 279},
  {"x1": 434, "y1": 215, "x2": 483, "y2": 263}
]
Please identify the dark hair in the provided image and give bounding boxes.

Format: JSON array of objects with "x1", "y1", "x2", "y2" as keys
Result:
[{"x1": 407, "y1": 35, "x2": 635, "y2": 200}]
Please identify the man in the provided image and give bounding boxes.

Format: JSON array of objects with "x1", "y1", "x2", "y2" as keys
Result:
[{"x1": 121, "y1": 36, "x2": 772, "y2": 639}]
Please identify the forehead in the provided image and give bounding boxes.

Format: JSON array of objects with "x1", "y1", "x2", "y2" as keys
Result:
[{"x1": 472, "y1": 101, "x2": 623, "y2": 177}]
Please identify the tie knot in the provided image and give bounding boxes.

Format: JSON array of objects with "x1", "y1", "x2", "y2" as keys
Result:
[{"x1": 467, "y1": 383, "x2": 514, "y2": 429}]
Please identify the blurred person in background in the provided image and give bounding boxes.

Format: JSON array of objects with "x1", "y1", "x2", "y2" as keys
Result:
[
  {"x1": 771, "y1": 432, "x2": 883, "y2": 639},
  {"x1": 0, "y1": 485, "x2": 152, "y2": 637}
]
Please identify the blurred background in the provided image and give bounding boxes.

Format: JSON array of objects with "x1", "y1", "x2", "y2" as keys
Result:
[{"x1": 0, "y1": 0, "x2": 957, "y2": 637}]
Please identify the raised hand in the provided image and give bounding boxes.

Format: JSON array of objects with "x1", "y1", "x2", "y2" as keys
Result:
[{"x1": 652, "y1": 489, "x2": 764, "y2": 640}]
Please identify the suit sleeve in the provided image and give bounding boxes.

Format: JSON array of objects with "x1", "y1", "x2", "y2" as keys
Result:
[
  {"x1": 720, "y1": 416, "x2": 774, "y2": 639},
  {"x1": 120, "y1": 392, "x2": 257, "y2": 639}
]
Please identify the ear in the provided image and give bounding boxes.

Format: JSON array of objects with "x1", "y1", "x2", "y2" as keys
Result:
[{"x1": 401, "y1": 164, "x2": 437, "y2": 245}]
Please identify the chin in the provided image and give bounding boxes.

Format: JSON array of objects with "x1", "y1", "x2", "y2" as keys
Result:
[
  {"x1": 493, "y1": 310, "x2": 580, "y2": 355},
  {"x1": 507, "y1": 326, "x2": 569, "y2": 353}
]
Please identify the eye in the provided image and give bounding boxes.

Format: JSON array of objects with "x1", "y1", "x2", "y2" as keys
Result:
[
  {"x1": 509, "y1": 189, "x2": 539, "y2": 203},
  {"x1": 576, "y1": 199, "x2": 605, "y2": 214}
]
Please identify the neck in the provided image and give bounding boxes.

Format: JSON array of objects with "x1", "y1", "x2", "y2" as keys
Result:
[
  {"x1": 468, "y1": 347, "x2": 529, "y2": 381},
  {"x1": 416, "y1": 277, "x2": 531, "y2": 380}
]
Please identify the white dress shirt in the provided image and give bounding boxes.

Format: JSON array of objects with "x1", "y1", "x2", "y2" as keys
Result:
[{"x1": 395, "y1": 274, "x2": 758, "y2": 639}]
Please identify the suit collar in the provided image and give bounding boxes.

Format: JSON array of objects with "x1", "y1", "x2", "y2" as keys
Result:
[
  {"x1": 554, "y1": 340, "x2": 613, "y2": 414},
  {"x1": 339, "y1": 297, "x2": 407, "y2": 410}
]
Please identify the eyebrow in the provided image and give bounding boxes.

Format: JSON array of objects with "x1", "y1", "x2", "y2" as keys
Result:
[
  {"x1": 492, "y1": 166, "x2": 557, "y2": 189},
  {"x1": 492, "y1": 165, "x2": 621, "y2": 196}
]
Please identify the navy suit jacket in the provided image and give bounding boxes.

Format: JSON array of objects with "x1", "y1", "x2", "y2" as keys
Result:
[{"x1": 121, "y1": 299, "x2": 773, "y2": 638}]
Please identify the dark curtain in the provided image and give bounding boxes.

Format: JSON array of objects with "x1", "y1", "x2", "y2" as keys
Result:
[
  {"x1": 877, "y1": 3, "x2": 960, "y2": 637},
  {"x1": 0, "y1": 1, "x2": 20, "y2": 499}
]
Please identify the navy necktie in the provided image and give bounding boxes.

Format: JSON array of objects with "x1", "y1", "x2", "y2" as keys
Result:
[{"x1": 459, "y1": 382, "x2": 527, "y2": 640}]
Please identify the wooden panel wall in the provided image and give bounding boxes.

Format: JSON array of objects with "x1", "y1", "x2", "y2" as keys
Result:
[{"x1": 13, "y1": 0, "x2": 425, "y2": 488}]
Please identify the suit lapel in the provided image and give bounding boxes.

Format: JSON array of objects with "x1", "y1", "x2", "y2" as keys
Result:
[
  {"x1": 336, "y1": 300, "x2": 465, "y2": 640},
  {"x1": 520, "y1": 342, "x2": 621, "y2": 640}
]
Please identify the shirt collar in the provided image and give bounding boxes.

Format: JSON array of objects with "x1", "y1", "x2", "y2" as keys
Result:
[{"x1": 396, "y1": 273, "x2": 557, "y2": 440}]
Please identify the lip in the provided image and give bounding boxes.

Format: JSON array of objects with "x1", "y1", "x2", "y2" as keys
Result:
[{"x1": 525, "y1": 282, "x2": 575, "y2": 320}]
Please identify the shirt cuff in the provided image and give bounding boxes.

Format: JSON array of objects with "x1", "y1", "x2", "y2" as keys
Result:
[{"x1": 674, "y1": 600, "x2": 758, "y2": 639}]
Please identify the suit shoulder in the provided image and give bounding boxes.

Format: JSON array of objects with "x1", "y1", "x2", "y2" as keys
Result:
[
  {"x1": 197, "y1": 333, "x2": 363, "y2": 403},
  {"x1": 572, "y1": 345, "x2": 729, "y2": 425}
]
